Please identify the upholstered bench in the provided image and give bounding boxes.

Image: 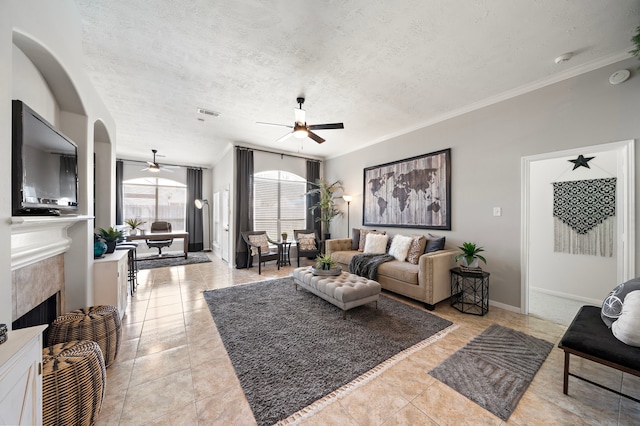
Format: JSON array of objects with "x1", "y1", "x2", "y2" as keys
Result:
[
  {"x1": 558, "y1": 305, "x2": 640, "y2": 403},
  {"x1": 292, "y1": 267, "x2": 381, "y2": 319}
]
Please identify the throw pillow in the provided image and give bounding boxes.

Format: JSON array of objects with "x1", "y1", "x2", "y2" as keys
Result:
[
  {"x1": 363, "y1": 233, "x2": 389, "y2": 254},
  {"x1": 248, "y1": 234, "x2": 269, "y2": 256},
  {"x1": 388, "y1": 235, "x2": 413, "y2": 262},
  {"x1": 425, "y1": 233, "x2": 445, "y2": 253},
  {"x1": 612, "y1": 291, "x2": 640, "y2": 346},
  {"x1": 358, "y1": 229, "x2": 384, "y2": 252},
  {"x1": 351, "y1": 228, "x2": 361, "y2": 250},
  {"x1": 601, "y1": 277, "x2": 640, "y2": 327},
  {"x1": 297, "y1": 233, "x2": 316, "y2": 251},
  {"x1": 406, "y1": 236, "x2": 427, "y2": 264}
]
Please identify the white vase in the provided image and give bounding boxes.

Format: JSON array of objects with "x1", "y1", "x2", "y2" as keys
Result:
[
  {"x1": 130, "y1": 229, "x2": 138, "y2": 236},
  {"x1": 461, "y1": 257, "x2": 479, "y2": 268}
]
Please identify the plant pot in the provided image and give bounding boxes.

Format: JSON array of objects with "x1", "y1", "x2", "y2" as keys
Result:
[
  {"x1": 461, "y1": 257, "x2": 479, "y2": 268},
  {"x1": 130, "y1": 229, "x2": 138, "y2": 236},
  {"x1": 105, "y1": 241, "x2": 117, "y2": 254},
  {"x1": 323, "y1": 233, "x2": 331, "y2": 240}
]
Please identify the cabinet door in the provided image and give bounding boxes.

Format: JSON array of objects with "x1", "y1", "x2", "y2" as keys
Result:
[
  {"x1": 117, "y1": 255, "x2": 129, "y2": 317},
  {"x1": 0, "y1": 332, "x2": 43, "y2": 425}
]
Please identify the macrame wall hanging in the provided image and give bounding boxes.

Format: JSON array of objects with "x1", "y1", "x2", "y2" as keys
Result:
[{"x1": 552, "y1": 177, "x2": 616, "y2": 257}]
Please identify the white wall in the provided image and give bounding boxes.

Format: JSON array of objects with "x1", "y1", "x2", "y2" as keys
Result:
[
  {"x1": 529, "y1": 149, "x2": 618, "y2": 302},
  {"x1": 2, "y1": 0, "x2": 116, "y2": 323},
  {"x1": 326, "y1": 57, "x2": 640, "y2": 309},
  {"x1": 213, "y1": 146, "x2": 233, "y2": 261}
]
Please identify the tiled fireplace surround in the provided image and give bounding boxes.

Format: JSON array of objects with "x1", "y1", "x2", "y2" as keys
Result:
[{"x1": 11, "y1": 216, "x2": 90, "y2": 326}]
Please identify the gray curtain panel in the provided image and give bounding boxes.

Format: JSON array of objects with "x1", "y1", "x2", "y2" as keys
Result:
[
  {"x1": 115, "y1": 160, "x2": 123, "y2": 225},
  {"x1": 186, "y1": 168, "x2": 204, "y2": 252},
  {"x1": 306, "y1": 160, "x2": 321, "y2": 237},
  {"x1": 235, "y1": 147, "x2": 254, "y2": 268}
]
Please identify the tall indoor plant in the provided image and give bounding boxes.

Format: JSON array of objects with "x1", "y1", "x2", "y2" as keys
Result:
[{"x1": 307, "y1": 178, "x2": 343, "y2": 239}]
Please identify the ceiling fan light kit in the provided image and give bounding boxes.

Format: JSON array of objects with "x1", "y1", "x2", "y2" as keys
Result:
[
  {"x1": 257, "y1": 97, "x2": 344, "y2": 144},
  {"x1": 142, "y1": 149, "x2": 177, "y2": 172}
]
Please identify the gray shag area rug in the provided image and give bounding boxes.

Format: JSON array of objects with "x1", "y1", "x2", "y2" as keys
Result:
[
  {"x1": 136, "y1": 251, "x2": 211, "y2": 270},
  {"x1": 203, "y1": 277, "x2": 455, "y2": 426},
  {"x1": 429, "y1": 324, "x2": 553, "y2": 421}
]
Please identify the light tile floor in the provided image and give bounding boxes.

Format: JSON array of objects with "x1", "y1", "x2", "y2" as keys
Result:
[{"x1": 96, "y1": 254, "x2": 640, "y2": 425}]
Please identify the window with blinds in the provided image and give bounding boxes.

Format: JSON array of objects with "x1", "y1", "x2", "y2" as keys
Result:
[
  {"x1": 123, "y1": 177, "x2": 187, "y2": 231},
  {"x1": 254, "y1": 170, "x2": 307, "y2": 240}
]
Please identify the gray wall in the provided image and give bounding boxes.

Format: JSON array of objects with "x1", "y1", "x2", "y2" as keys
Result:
[{"x1": 325, "y1": 57, "x2": 640, "y2": 309}]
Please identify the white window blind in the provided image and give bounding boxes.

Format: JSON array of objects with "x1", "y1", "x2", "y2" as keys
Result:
[
  {"x1": 123, "y1": 177, "x2": 187, "y2": 231},
  {"x1": 254, "y1": 170, "x2": 306, "y2": 240}
]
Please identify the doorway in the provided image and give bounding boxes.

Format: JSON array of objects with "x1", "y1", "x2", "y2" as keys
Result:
[{"x1": 521, "y1": 140, "x2": 635, "y2": 325}]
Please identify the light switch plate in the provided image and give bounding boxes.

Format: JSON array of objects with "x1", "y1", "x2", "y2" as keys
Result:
[{"x1": 493, "y1": 207, "x2": 502, "y2": 217}]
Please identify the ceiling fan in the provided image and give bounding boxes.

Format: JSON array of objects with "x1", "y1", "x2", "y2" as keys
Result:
[
  {"x1": 257, "y1": 97, "x2": 344, "y2": 144},
  {"x1": 141, "y1": 149, "x2": 179, "y2": 173}
]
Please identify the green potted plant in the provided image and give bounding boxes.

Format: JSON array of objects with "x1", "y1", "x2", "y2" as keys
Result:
[
  {"x1": 631, "y1": 25, "x2": 640, "y2": 69},
  {"x1": 97, "y1": 226, "x2": 124, "y2": 253},
  {"x1": 281, "y1": 232, "x2": 288, "y2": 242},
  {"x1": 314, "y1": 253, "x2": 337, "y2": 270},
  {"x1": 455, "y1": 242, "x2": 487, "y2": 269},
  {"x1": 306, "y1": 178, "x2": 344, "y2": 239},
  {"x1": 125, "y1": 218, "x2": 146, "y2": 235}
]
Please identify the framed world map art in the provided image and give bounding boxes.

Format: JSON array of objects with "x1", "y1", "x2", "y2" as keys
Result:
[{"x1": 363, "y1": 149, "x2": 451, "y2": 230}]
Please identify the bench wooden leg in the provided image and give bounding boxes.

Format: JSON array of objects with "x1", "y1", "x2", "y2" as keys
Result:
[{"x1": 563, "y1": 351, "x2": 570, "y2": 395}]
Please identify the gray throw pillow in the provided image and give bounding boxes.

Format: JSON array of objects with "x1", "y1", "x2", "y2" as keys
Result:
[
  {"x1": 601, "y1": 277, "x2": 640, "y2": 328},
  {"x1": 425, "y1": 233, "x2": 445, "y2": 253},
  {"x1": 351, "y1": 228, "x2": 360, "y2": 250}
]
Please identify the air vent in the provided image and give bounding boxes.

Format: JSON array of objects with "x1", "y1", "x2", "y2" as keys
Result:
[{"x1": 196, "y1": 108, "x2": 220, "y2": 117}]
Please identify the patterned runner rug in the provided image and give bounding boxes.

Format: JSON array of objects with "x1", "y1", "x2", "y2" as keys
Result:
[
  {"x1": 203, "y1": 277, "x2": 455, "y2": 426},
  {"x1": 429, "y1": 324, "x2": 553, "y2": 420}
]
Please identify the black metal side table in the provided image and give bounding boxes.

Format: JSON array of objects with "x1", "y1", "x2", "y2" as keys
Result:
[
  {"x1": 278, "y1": 241, "x2": 291, "y2": 266},
  {"x1": 450, "y1": 267, "x2": 490, "y2": 316}
]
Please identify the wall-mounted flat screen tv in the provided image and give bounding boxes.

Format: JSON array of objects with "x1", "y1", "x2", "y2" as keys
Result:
[{"x1": 12, "y1": 100, "x2": 78, "y2": 216}]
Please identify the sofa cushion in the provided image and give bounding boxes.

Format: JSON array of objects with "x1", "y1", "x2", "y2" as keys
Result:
[
  {"x1": 406, "y1": 236, "x2": 427, "y2": 264},
  {"x1": 377, "y1": 260, "x2": 419, "y2": 285},
  {"x1": 425, "y1": 233, "x2": 445, "y2": 253},
  {"x1": 358, "y1": 229, "x2": 384, "y2": 252},
  {"x1": 364, "y1": 233, "x2": 388, "y2": 254},
  {"x1": 388, "y1": 235, "x2": 413, "y2": 261},
  {"x1": 331, "y1": 251, "x2": 357, "y2": 266},
  {"x1": 351, "y1": 228, "x2": 361, "y2": 250}
]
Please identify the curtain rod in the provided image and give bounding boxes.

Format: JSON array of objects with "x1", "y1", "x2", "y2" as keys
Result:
[
  {"x1": 235, "y1": 145, "x2": 322, "y2": 163},
  {"x1": 117, "y1": 158, "x2": 208, "y2": 170}
]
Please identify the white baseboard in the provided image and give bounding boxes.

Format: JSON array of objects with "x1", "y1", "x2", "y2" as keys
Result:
[
  {"x1": 530, "y1": 286, "x2": 601, "y2": 306},
  {"x1": 489, "y1": 299, "x2": 522, "y2": 313}
]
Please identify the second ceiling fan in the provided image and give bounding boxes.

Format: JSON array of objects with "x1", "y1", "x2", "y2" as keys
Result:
[{"x1": 257, "y1": 97, "x2": 344, "y2": 144}]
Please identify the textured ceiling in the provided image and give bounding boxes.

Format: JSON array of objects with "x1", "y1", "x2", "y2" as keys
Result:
[{"x1": 74, "y1": 0, "x2": 640, "y2": 167}]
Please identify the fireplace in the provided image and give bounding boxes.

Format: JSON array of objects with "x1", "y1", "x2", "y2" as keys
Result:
[{"x1": 12, "y1": 293, "x2": 59, "y2": 346}]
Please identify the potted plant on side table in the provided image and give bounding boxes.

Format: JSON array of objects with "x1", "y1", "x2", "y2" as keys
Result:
[
  {"x1": 98, "y1": 226, "x2": 124, "y2": 254},
  {"x1": 455, "y1": 242, "x2": 487, "y2": 273}
]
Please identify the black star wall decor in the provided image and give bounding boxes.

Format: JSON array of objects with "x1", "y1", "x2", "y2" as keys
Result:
[{"x1": 569, "y1": 154, "x2": 595, "y2": 170}]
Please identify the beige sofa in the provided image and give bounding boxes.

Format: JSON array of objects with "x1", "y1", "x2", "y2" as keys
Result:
[{"x1": 325, "y1": 238, "x2": 457, "y2": 310}]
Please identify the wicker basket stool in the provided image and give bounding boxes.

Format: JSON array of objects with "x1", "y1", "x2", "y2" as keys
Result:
[
  {"x1": 42, "y1": 340, "x2": 107, "y2": 426},
  {"x1": 48, "y1": 305, "x2": 122, "y2": 367}
]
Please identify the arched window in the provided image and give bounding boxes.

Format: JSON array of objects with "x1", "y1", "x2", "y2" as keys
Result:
[
  {"x1": 123, "y1": 177, "x2": 187, "y2": 231},
  {"x1": 254, "y1": 170, "x2": 306, "y2": 239}
]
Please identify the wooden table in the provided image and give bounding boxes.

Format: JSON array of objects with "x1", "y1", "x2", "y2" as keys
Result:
[{"x1": 125, "y1": 231, "x2": 189, "y2": 259}]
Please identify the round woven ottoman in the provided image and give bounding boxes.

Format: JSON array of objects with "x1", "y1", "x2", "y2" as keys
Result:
[
  {"x1": 42, "y1": 340, "x2": 106, "y2": 426},
  {"x1": 48, "y1": 305, "x2": 122, "y2": 367}
]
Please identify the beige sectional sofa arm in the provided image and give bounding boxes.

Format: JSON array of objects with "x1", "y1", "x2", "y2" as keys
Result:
[
  {"x1": 326, "y1": 238, "x2": 352, "y2": 254},
  {"x1": 418, "y1": 249, "x2": 458, "y2": 307}
]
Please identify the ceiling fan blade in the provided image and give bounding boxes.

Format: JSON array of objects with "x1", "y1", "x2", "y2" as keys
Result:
[
  {"x1": 276, "y1": 132, "x2": 294, "y2": 143},
  {"x1": 308, "y1": 123, "x2": 344, "y2": 131},
  {"x1": 146, "y1": 161, "x2": 156, "y2": 166},
  {"x1": 307, "y1": 131, "x2": 325, "y2": 144},
  {"x1": 256, "y1": 122, "x2": 293, "y2": 128},
  {"x1": 294, "y1": 108, "x2": 306, "y2": 124}
]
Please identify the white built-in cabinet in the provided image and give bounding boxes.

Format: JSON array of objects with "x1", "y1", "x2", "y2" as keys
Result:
[
  {"x1": 93, "y1": 250, "x2": 129, "y2": 319},
  {"x1": 0, "y1": 325, "x2": 47, "y2": 425}
]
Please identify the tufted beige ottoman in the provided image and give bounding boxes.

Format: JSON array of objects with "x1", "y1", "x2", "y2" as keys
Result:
[
  {"x1": 42, "y1": 340, "x2": 107, "y2": 426},
  {"x1": 292, "y1": 267, "x2": 381, "y2": 319},
  {"x1": 48, "y1": 305, "x2": 122, "y2": 367}
]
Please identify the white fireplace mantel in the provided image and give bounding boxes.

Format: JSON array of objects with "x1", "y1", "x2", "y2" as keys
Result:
[{"x1": 10, "y1": 215, "x2": 93, "y2": 271}]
